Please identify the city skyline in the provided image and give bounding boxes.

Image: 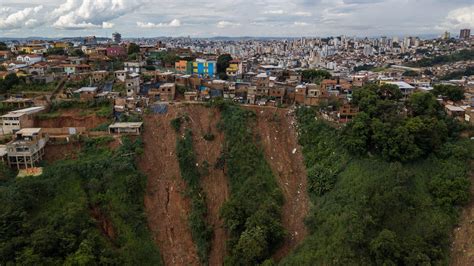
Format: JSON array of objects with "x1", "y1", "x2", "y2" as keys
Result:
[{"x1": 0, "y1": 0, "x2": 473, "y2": 38}]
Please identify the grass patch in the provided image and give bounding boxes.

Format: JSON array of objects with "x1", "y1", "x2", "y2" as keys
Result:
[{"x1": 37, "y1": 112, "x2": 61, "y2": 120}]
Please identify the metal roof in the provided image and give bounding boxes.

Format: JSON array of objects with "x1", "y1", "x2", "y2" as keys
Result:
[{"x1": 109, "y1": 122, "x2": 143, "y2": 128}]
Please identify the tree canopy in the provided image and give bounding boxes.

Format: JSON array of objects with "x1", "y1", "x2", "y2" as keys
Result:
[
  {"x1": 431, "y1": 84, "x2": 465, "y2": 102},
  {"x1": 0, "y1": 42, "x2": 8, "y2": 51},
  {"x1": 343, "y1": 84, "x2": 455, "y2": 162},
  {"x1": 282, "y1": 106, "x2": 472, "y2": 265},
  {"x1": 217, "y1": 54, "x2": 233, "y2": 80},
  {"x1": 0, "y1": 73, "x2": 20, "y2": 93},
  {"x1": 301, "y1": 69, "x2": 331, "y2": 83},
  {"x1": 127, "y1": 43, "x2": 140, "y2": 55},
  {"x1": 407, "y1": 49, "x2": 474, "y2": 67}
]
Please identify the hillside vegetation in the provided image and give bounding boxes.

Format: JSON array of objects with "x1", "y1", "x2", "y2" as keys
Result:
[
  {"x1": 217, "y1": 102, "x2": 286, "y2": 264},
  {"x1": 406, "y1": 49, "x2": 474, "y2": 67},
  {"x1": 282, "y1": 84, "x2": 472, "y2": 265},
  {"x1": 175, "y1": 126, "x2": 213, "y2": 264},
  {"x1": 0, "y1": 137, "x2": 162, "y2": 265}
]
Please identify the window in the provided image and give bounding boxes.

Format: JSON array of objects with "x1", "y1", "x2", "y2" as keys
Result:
[{"x1": 16, "y1": 147, "x2": 29, "y2": 152}]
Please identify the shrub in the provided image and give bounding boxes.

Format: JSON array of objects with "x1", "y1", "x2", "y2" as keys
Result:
[{"x1": 203, "y1": 132, "x2": 215, "y2": 141}]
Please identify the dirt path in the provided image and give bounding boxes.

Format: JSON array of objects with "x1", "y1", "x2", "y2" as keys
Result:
[
  {"x1": 249, "y1": 106, "x2": 310, "y2": 261},
  {"x1": 181, "y1": 105, "x2": 229, "y2": 266},
  {"x1": 139, "y1": 108, "x2": 200, "y2": 266},
  {"x1": 450, "y1": 163, "x2": 474, "y2": 266}
]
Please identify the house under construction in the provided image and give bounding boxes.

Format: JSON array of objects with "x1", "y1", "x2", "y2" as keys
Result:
[{"x1": 6, "y1": 128, "x2": 48, "y2": 169}]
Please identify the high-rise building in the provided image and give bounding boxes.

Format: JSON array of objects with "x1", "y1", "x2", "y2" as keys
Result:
[
  {"x1": 112, "y1": 32, "x2": 122, "y2": 43},
  {"x1": 441, "y1": 31, "x2": 450, "y2": 40},
  {"x1": 460, "y1": 29, "x2": 471, "y2": 39}
]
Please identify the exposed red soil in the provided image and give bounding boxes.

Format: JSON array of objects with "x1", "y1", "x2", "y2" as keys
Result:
[
  {"x1": 90, "y1": 206, "x2": 117, "y2": 242},
  {"x1": 139, "y1": 104, "x2": 309, "y2": 265},
  {"x1": 35, "y1": 109, "x2": 108, "y2": 129},
  {"x1": 450, "y1": 163, "x2": 474, "y2": 266},
  {"x1": 139, "y1": 108, "x2": 200, "y2": 266},
  {"x1": 180, "y1": 105, "x2": 229, "y2": 265},
  {"x1": 248, "y1": 106, "x2": 310, "y2": 261}
]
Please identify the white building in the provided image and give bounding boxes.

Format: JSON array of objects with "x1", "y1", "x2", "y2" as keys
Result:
[
  {"x1": 16, "y1": 55, "x2": 43, "y2": 65},
  {"x1": 1, "y1": 106, "x2": 45, "y2": 135},
  {"x1": 124, "y1": 61, "x2": 145, "y2": 74}
]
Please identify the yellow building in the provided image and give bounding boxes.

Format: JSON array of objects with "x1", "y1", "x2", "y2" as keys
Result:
[
  {"x1": 226, "y1": 60, "x2": 242, "y2": 76},
  {"x1": 18, "y1": 46, "x2": 46, "y2": 54},
  {"x1": 53, "y1": 42, "x2": 70, "y2": 49},
  {"x1": 18, "y1": 46, "x2": 34, "y2": 54}
]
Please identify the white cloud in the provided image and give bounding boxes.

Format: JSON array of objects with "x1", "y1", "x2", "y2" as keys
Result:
[
  {"x1": 137, "y1": 19, "x2": 182, "y2": 28},
  {"x1": 294, "y1": 11, "x2": 312, "y2": 17},
  {"x1": 0, "y1": 7, "x2": 11, "y2": 15},
  {"x1": 217, "y1": 21, "x2": 241, "y2": 28},
  {"x1": 264, "y1": 10, "x2": 286, "y2": 15},
  {"x1": 102, "y1": 22, "x2": 115, "y2": 29},
  {"x1": 0, "y1": 5, "x2": 43, "y2": 29},
  {"x1": 294, "y1": 21, "x2": 309, "y2": 26},
  {"x1": 437, "y1": 5, "x2": 474, "y2": 30},
  {"x1": 53, "y1": 0, "x2": 144, "y2": 29}
]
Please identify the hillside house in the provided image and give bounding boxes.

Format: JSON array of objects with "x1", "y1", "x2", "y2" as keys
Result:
[
  {"x1": 124, "y1": 61, "x2": 145, "y2": 74},
  {"x1": 125, "y1": 74, "x2": 141, "y2": 96},
  {"x1": 109, "y1": 122, "x2": 143, "y2": 135},
  {"x1": 16, "y1": 54, "x2": 43, "y2": 65},
  {"x1": 445, "y1": 105, "x2": 465, "y2": 118},
  {"x1": 6, "y1": 128, "x2": 48, "y2": 169},
  {"x1": 73, "y1": 87, "x2": 98, "y2": 100},
  {"x1": 148, "y1": 83, "x2": 175, "y2": 101},
  {"x1": 1, "y1": 106, "x2": 45, "y2": 135},
  {"x1": 92, "y1": 70, "x2": 109, "y2": 83},
  {"x1": 115, "y1": 70, "x2": 127, "y2": 82}
]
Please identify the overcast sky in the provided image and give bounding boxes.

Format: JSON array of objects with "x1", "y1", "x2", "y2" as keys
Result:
[{"x1": 0, "y1": 0, "x2": 473, "y2": 38}]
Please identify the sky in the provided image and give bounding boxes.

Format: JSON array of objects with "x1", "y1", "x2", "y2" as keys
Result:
[{"x1": 0, "y1": 0, "x2": 473, "y2": 38}]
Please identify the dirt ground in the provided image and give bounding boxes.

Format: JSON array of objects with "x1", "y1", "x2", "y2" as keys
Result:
[
  {"x1": 139, "y1": 108, "x2": 200, "y2": 266},
  {"x1": 139, "y1": 104, "x2": 309, "y2": 265},
  {"x1": 450, "y1": 163, "x2": 474, "y2": 266},
  {"x1": 180, "y1": 105, "x2": 229, "y2": 266},
  {"x1": 35, "y1": 109, "x2": 108, "y2": 129},
  {"x1": 248, "y1": 106, "x2": 310, "y2": 261}
]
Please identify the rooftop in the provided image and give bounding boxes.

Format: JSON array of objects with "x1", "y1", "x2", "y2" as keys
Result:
[
  {"x1": 109, "y1": 122, "x2": 143, "y2": 129},
  {"x1": 75, "y1": 87, "x2": 98, "y2": 93},
  {"x1": 445, "y1": 105, "x2": 465, "y2": 112},
  {"x1": 2, "y1": 106, "x2": 45, "y2": 117},
  {"x1": 16, "y1": 128, "x2": 42, "y2": 136}
]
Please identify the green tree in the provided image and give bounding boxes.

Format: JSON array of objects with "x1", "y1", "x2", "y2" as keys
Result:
[
  {"x1": 127, "y1": 43, "x2": 140, "y2": 55},
  {"x1": 47, "y1": 47, "x2": 66, "y2": 56},
  {"x1": 342, "y1": 112, "x2": 371, "y2": 155},
  {"x1": 407, "y1": 92, "x2": 439, "y2": 117},
  {"x1": 217, "y1": 54, "x2": 232, "y2": 80},
  {"x1": 64, "y1": 240, "x2": 96, "y2": 265},
  {"x1": 234, "y1": 226, "x2": 267, "y2": 265},
  {"x1": 402, "y1": 70, "x2": 419, "y2": 77},
  {"x1": 370, "y1": 229, "x2": 401, "y2": 265},
  {"x1": 70, "y1": 49, "x2": 84, "y2": 57},
  {"x1": 0, "y1": 73, "x2": 20, "y2": 93},
  {"x1": 0, "y1": 42, "x2": 7, "y2": 51},
  {"x1": 301, "y1": 69, "x2": 331, "y2": 83},
  {"x1": 431, "y1": 84, "x2": 464, "y2": 101}
]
